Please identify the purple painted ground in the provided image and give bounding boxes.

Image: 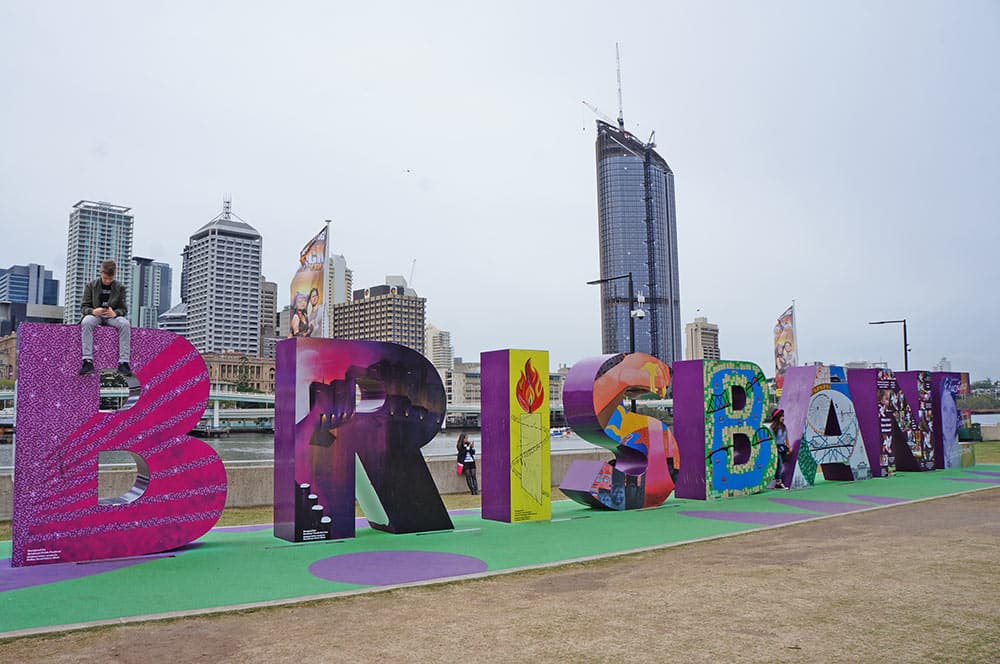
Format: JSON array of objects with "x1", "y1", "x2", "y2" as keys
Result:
[
  {"x1": 1, "y1": 553, "x2": 172, "y2": 592},
  {"x1": 678, "y1": 511, "x2": 815, "y2": 526},
  {"x1": 679, "y1": 495, "x2": 907, "y2": 526},
  {"x1": 768, "y1": 498, "x2": 870, "y2": 514},
  {"x1": 943, "y1": 477, "x2": 1000, "y2": 484},
  {"x1": 848, "y1": 495, "x2": 910, "y2": 506},
  {"x1": 309, "y1": 550, "x2": 488, "y2": 586},
  {"x1": 963, "y1": 470, "x2": 1000, "y2": 477},
  {"x1": 213, "y1": 524, "x2": 272, "y2": 533}
]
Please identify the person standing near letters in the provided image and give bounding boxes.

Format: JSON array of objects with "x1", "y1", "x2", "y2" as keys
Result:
[
  {"x1": 770, "y1": 408, "x2": 789, "y2": 489},
  {"x1": 456, "y1": 433, "x2": 479, "y2": 495},
  {"x1": 78, "y1": 259, "x2": 132, "y2": 377}
]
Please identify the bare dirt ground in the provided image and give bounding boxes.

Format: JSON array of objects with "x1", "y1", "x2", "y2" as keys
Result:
[{"x1": 3, "y1": 488, "x2": 999, "y2": 663}]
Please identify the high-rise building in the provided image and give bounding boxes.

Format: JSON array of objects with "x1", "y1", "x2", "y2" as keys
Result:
[
  {"x1": 448, "y1": 357, "x2": 482, "y2": 406},
  {"x1": 327, "y1": 255, "x2": 353, "y2": 305},
  {"x1": 158, "y1": 302, "x2": 187, "y2": 337},
  {"x1": 0, "y1": 264, "x2": 59, "y2": 305},
  {"x1": 63, "y1": 201, "x2": 134, "y2": 323},
  {"x1": 0, "y1": 302, "x2": 65, "y2": 337},
  {"x1": 129, "y1": 257, "x2": 172, "y2": 329},
  {"x1": 424, "y1": 323, "x2": 453, "y2": 371},
  {"x1": 182, "y1": 198, "x2": 262, "y2": 355},
  {"x1": 260, "y1": 278, "x2": 278, "y2": 358},
  {"x1": 179, "y1": 245, "x2": 191, "y2": 303},
  {"x1": 594, "y1": 120, "x2": 680, "y2": 363},
  {"x1": 277, "y1": 305, "x2": 291, "y2": 340},
  {"x1": 331, "y1": 277, "x2": 425, "y2": 353},
  {"x1": 684, "y1": 316, "x2": 720, "y2": 361},
  {"x1": 325, "y1": 254, "x2": 352, "y2": 336}
]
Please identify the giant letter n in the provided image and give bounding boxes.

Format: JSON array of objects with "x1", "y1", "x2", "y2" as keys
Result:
[{"x1": 12, "y1": 323, "x2": 227, "y2": 567}]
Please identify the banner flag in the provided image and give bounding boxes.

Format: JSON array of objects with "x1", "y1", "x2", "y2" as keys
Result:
[
  {"x1": 773, "y1": 304, "x2": 798, "y2": 396},
  {"x1": 289, "y1": 225, "x2": 328, "y2": 338}
]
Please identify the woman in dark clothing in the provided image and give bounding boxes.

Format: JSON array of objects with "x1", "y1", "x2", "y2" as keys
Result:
[
  {"x1": 770, "y1": 408, "x2": 790, "y2": 489},
  {"x1": 456, "y1": 433, "x2": 478, "y2": 495}
]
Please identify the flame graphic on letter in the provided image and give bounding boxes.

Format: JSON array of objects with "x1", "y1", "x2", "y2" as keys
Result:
[{"x1": 516, "y1": 358, "x2": 545, "y2": 413}]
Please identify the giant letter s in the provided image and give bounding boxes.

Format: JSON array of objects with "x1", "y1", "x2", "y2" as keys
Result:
[{"x1": 559, "y1": 353, "x2": 679, "y2": 510}]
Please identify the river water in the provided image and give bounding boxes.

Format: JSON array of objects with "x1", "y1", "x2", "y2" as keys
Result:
[
  {"x1": 0, "y1": 429, "x2": 597, "y2": 467},
  {"x1": 2, "y1": 414, "x2": 997, "y2": 468}
]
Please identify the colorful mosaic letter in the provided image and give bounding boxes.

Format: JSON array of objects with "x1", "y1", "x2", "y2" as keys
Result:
[
  {"x1": 273, "y1": 338, "x2": 452, "y2": 542},
  {"x1": 559, "y1": 353, "x2": 678, "y2": 510},
  {"x1": 779, "y1": 365, "x2": 871, "y2": 488},
  {"x1": 481, "y1": 349, "x2": 551, "y2": 523},
  {"x1": 673, "y1": 360, "x2": 773, "y2": 499},
  {"x1": 848, "y1": 368, "x2": 931, "y2": 476},
  {"x1": 930, "y1": 372, "x2": 968, "y2": 469},
  {"x1": 12, "y1": 323, "x2": 226, "y2": 567}
]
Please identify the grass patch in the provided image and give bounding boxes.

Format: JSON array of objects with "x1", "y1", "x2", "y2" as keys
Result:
[{"x1": 973, "y1": 441, "x2": 1000, "y2": 464}]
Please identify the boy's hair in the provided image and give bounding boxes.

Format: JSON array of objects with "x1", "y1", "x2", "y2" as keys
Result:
[{"x1": 100, "y1": 260, "x2": 117, "y2": 277}]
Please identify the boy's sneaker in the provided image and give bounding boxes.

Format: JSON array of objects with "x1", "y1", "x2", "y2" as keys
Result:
[
  {"x1": 78, "y1": 359, "x2": 95, "y2": 376},
  {"x1": 117, "y1": 362, "x2": 133, "y2": 377}
]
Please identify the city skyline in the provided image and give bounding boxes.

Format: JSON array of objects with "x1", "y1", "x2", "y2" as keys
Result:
[{"x1": 2, "y1": 3, "x2": 998, "y2": 378}]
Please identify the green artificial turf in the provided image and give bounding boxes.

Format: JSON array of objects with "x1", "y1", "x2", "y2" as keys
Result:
[{"x1": 1, "y1": 464, "x2": 997, "y2": 635}]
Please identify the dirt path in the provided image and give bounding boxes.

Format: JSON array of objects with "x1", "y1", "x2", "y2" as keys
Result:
[{"x1": 3, "y1": 488, "x2": 999, "y2": 663}]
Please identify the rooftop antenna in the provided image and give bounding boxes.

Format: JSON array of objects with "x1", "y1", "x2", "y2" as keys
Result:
[{"x1": 616, "y1": 42, "x2": 625, "y2": 130}]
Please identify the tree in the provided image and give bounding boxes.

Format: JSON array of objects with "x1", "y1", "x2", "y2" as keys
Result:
[{"x1": 234, "y1": 355, "x2": 261, "y2": 396}]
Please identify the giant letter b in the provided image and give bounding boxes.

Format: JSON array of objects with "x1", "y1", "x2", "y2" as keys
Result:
[{"x1": 12, "y1": 324, "x2": 227, "y2": 566}]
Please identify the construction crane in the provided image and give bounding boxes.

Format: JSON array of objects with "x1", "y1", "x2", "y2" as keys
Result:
[
  {"x1": 615, "y1": 42, "x2": 625, "y2": 130},
  {"x1": 582, "y1": 100, "x2": 616, "y2": 126},
  {"x1": 583, "y1": 43, "x2": 629, "y2": 133}
]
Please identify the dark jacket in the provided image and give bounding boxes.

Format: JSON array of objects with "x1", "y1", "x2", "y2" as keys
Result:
[
  {"x1": 80, "y1": 278, "x2": 128, "y2": 319},
  {"x1": 457, "y1": 445, "x2": 476, "y2": 466}
]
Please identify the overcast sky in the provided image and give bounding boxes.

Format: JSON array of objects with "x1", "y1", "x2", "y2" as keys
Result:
[{"x1": 1, "y1": 1, "x2": 998, "y2": 379}]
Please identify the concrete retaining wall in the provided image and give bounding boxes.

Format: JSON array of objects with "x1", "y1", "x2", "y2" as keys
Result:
[{"x1": 0, "y1": 450, "x2": 610, "y2": 520}]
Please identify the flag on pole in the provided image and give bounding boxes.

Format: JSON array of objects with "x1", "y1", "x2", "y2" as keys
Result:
[
  {"x1": 773, "y1": 304, "x2": 798, "y2": 396},
  {"x1": 289, "y1": 226, "x2": 328, "y2": 338}
]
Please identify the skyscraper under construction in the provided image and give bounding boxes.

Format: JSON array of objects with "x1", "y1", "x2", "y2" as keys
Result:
[{"x1": 594, "y1": 119, "x2": 681, "y2": 364}]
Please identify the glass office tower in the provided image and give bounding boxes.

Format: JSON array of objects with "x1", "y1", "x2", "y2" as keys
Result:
[
  {"x1": 595, "y1": 120, "x2": 681, "y2": 364},
  {"x1": 129, "y1": 257, "x2": 173, "y2": 329},
  {"x1": 63, "y1": 201, "x2": 134, "y2": 323}
]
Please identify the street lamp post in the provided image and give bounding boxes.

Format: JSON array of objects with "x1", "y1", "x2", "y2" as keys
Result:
[
  {"x1": 588, "y1": 272, "x2": 643, "y2": 412},
  {"x1": 586, "y1": 272, "x2": 637, "y2": 353},
  {"x1": 868, "y1": 319, "x2": 909, "y2": 370}
]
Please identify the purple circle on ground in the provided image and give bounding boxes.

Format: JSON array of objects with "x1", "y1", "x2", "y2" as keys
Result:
[{"x1": 309, "y1": 550, "x2": 488, "y2": 586}]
